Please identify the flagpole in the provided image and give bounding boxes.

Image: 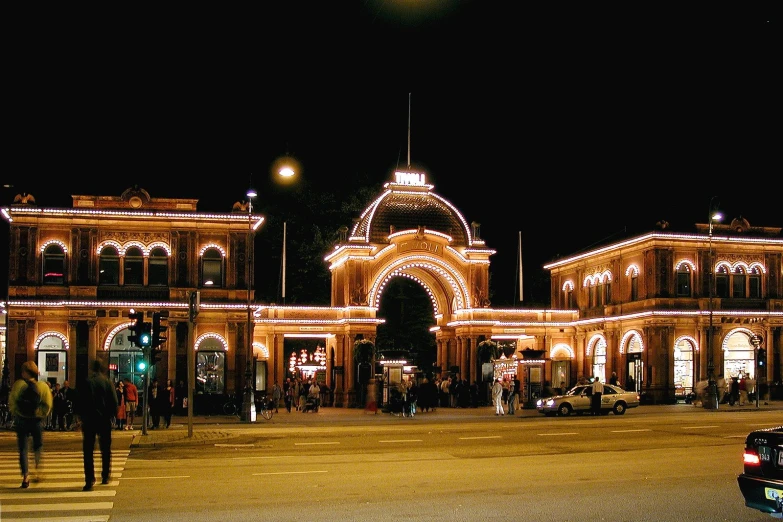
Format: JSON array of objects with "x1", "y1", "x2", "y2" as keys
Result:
[
  {"x1": 518, "y1": 231, "x2": 523, "y2": 305},
  {"x1": 282, "y1": 221, "x2": 287, "y2": 305}
]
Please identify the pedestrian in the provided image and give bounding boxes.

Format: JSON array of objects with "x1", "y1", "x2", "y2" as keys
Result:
[
  {"x1": 61, "y1": 380, "x2": 76, "y2": 430},
  {"x1": 284, "y1": 381, "x2": 294, "y2": 413},
  {"x1": 308, "y1": 379, "x2": 321, "y2": 412},
  {"x1": 492, "y1": 378, "x2": 504, "y2": 416},
  {"x1": 78, "y1": 359, "x2": 119, "y2": 491},
  {"x1": 729, "y1": 376, "x2": 740, "y2": 406},
  {"x1": 609, "y1": 371, "x2": 618, "y2": 386},
  {"x1": 559, "y1": 380, "x2": 568, "y2": 395},
  {"x1": 738, "y1": 374, "x2": 748, "y2": 406},
  {"x1": 53, "y1": 382, "x2": 69, "y2": 431},
  {"x1": 591, "y1": 376, "x2": 604, "y2": 415},
  {"x1": 272, "y1": 381, "x2": 282, "y2": 413},
  {"x1": 149, "y1": 378, "x2": 160, "y2": 429},
  {"x1": 9, "y1": 361, "x2": 53, "y2": 488},
  {"x1": 625, "y1": 374, "x2": 636, "y2": 393},
  {"x1": 115, "y1": 381, "x2": 126, "y2": 431},
  {"x1": 507, "y1": 375, "x2": 518, "y2": 414},
  {"x1": 175, "y1": 380, "x2": 187, "y2": 415},
  {"x1": 162, "y1": 379, "x2": 175, "y2": 428},
  {"x1": 123, "y1": 378, "x2": 138, "y2": 430}
]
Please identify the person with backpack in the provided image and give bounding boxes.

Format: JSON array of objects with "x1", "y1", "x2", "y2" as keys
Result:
[
  {"x1": 77, "y1": 359, "x2": 118, "y2": 491},
  {"x1": 8, "y1": 361, "x2": 53, "y2": 488}
]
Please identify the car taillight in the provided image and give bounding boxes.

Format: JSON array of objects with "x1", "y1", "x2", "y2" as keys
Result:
[{"x1": 743, "y1": 450, "x2": 761, "y2": 466}]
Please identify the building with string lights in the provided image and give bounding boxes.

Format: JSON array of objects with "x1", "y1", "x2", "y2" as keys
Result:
[{"x1": 1, "y1": 173, "x2": 781, "y2": 409}]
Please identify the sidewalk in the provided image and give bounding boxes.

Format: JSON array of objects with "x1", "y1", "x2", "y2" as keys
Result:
[{"x1": 129, "y1": 400, "x2": 782, "y2": 448}]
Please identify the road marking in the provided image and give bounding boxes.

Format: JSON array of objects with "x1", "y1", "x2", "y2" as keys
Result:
[
  {"x1": 252, "y1": 470, "x2": 328, "y2": 476},
  {"x1": 378, "y1": 439, "x2": 423, "y2": 443},
  {"x1": 215, "y1": 443, "x2": 255, "y2": 447},
  {"x1": 293, "y1": 442, "x2": 340, "y2": 446},
  {"x1": 611, "y1": 429, "x2": 652, "y2": 433},
  {"x1": 458, "y1": 436, "x2": 501, "y2": 440},
  {"x1": 682, "y1": 426, "x2": 719, "y2": 429},
  {"x1": 121, "y1": 475, "x2": 190, "y2": 480},
  {"x1": 233, "y1": 455, "x2": 297, "y2": 460},
  {"x1": 0, "y1": 481, "x2": 120, "y2": 490},
  {"x1": 536, "y1": 432, "x2": 578, "y2": 436},
  {"x1": 1, "y1": 502, "x2": 114, "y2": 512},
  {"x1": 15, "y1": 517, "x2": 109, "y2": 522},
  {"x1": 0, "y1": 490, "x2": 116, "y2": 500}
]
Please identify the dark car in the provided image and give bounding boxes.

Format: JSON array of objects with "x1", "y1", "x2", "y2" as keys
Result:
[{"x1": 737, "y1": 425, "x2": 783, "y2": 517}]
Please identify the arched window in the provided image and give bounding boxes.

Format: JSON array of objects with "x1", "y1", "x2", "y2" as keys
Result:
[
  {"x1": 148, "y1": 247, "x2": 168, "y2": 286},
  {"x1": 749, "y1": 266, "x2": 762, "y2": 299},
  {"x1": 566, "y1": 287, "x2": 574, "y2": 308},
  {"x1": 732, "y1": 266, "x2": 746, "y2": 298},
  {"x1": 124, "y1": 246, "x2": 144, "y2": 286},
  {"x1": 631, "y1": 273, "x2": 638, "y2": 301},
  {"x1": 715, "y1": 265, "x2": 729, "y2": 298},
  {"x1": 99, "y1": 246, "x2": 120, "y2": 285},
  {"x1": 201, "y1": 248, "x2": 224, "y2": 288},
  {"x1": 676, "y1": 264, "x2": 692, "y2": 297},
  {"x1": 42, "y1": 243, "x2": 65, "y2": 285}
]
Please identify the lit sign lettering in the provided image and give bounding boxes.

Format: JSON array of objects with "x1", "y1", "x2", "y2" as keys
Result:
[
  {"x1": 394, "y1": 171, "x2": 426, "y2": 186},
  {"x1": 398, "y1": 241, "x2": 442, "y2": 255}
]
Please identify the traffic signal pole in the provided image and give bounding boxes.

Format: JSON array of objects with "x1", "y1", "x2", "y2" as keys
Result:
[{"x1": 142, "y1": 352, "x2": 149, "y2": 436}]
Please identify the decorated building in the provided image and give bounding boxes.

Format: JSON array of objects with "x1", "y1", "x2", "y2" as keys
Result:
[{"x1": 1, "y1": 173, "x2": 781, "y2": 408}]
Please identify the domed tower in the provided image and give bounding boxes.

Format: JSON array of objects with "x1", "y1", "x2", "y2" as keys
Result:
[{"x1": 325, "y1": 169, "x2": 495, "y2": 323}]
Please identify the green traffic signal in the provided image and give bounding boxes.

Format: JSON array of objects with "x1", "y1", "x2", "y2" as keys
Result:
[
  {"x1": 137, "y1": 359, "x2": 147, "y2": 372},
  {"x1": 139, "y1": 322, "x2": 152, "y2": 347}
]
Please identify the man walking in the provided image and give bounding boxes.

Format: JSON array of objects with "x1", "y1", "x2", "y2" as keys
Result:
[
  {"x1": 591, "y1": 376, "x2": 604, "y2": 416},
  {"x1": 78, "y1": 360, "x2": 118, "y2": 491},
  {"x1": 9, "y1": 361, "x2": 53, "y2": 488}
]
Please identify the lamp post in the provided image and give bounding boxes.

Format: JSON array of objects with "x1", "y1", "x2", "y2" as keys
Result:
[
  {"x1": 243, "y1": 187, "x2": 257, "y2": 422},
  {"x1": 705, "y1": 197, "x2": 722, "y2": 410}
]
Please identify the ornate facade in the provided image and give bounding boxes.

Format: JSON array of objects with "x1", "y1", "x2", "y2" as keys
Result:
[{"x1": 2, "y1": 175, "x2": 781, "y2": 407}]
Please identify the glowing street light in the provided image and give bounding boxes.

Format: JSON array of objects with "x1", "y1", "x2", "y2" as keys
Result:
[{"x1": 705, "y1": 197, "x2": 723, "y2": 410}]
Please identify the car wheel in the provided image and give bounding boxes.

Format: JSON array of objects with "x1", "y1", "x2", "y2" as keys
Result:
[
  {"x1": 557, "y1": 404, "x2": 572, "y2": 416},
  {"x1": 613, "y1": 402, "x2": 627, "y2": 415}
]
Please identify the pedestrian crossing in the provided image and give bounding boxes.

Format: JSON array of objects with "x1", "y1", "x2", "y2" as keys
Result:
[{"x1": 0, "y1": 450, "x2": 128, "y2": 521}]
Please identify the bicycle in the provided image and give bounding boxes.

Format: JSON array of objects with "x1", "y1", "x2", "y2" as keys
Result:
[
  {"x1": 222, "y1": 394, "x2": 240, "y2": 417},
  {"x1": 256, "y1": 396, "x2": 274, "y2": 421}
]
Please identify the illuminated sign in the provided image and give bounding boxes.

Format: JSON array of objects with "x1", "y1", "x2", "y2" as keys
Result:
[
  {"x1": 394, "y1": 171, "x2": 426, "y2": 186},
  {"x1": 398, "y1": 241, "x2": 442, "y2": 255}
]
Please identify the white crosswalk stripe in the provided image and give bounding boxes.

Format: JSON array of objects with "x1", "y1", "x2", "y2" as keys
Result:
[{"x1": 0, "y1": 450, "x2": 129, "y2": 520}]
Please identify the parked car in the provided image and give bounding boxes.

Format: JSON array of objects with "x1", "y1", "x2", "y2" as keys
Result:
[
  {"x1": 536, "y1": 383, "x2": 640, "y2": 416},
  {"x1": 737, "y1": 425, "x2": 783, "y2": 517}
]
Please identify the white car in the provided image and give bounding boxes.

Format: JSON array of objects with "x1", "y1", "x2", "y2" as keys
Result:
[{"x1": 536, "y1": 384, "x2": 640, "y2": 416}]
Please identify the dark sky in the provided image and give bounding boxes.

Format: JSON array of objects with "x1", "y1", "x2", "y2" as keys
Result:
[{"x1": 2, "y1": 5, "x2": 777, "y2": 306}]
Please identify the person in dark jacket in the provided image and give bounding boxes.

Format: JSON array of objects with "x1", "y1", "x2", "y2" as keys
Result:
[{"x1": 78, "y1": 359, "x2": 119, "y2": 491}]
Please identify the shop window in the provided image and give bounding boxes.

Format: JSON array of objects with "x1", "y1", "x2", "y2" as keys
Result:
[
  {"x1": 676, "y1": 264, "x2": 691, "y2": 297},
  {"x1": 124, "y1": 246, "x2": 144, "y2": 286},
  {"x1": 201, "y1": 248, "x2": 223, "y2": 288},
  {"x1": 148, "y1": 247, "x2": 168, "y2": 286},
  {"x1": 99, "y1": 246, "x2": 120, "y2": 285},
  {"x1": 732, "y1": 266, "x2": 746, "y2": 297},
  {"x1": 196, "y1": 350, "x2": 225, "y2": 394},
  {"x1": 42, "y1": 243, "x2": 65, "y2": 285}
]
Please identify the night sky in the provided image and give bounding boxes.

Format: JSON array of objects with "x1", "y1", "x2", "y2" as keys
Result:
[{"x1": 2, "y1": 6, "x2": 776, "y2": 307}]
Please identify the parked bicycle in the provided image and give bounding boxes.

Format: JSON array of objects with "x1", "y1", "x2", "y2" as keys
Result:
[
  {"x1": 256, "y1": 394, "x2": 274, "y2": 421},
  {"x1": 222, "y1": 394, "x2": 241, "y2": 417}
]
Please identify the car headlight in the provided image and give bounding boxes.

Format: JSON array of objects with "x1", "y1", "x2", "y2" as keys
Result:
[
  {"x1": 536, "y1": 399, "x2": 543, "y2": 407},
  {"x1": 545, "y1": 399, "x2": 555, "y2": 407}
]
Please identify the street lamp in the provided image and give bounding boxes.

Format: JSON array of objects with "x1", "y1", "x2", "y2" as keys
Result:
[
  {"x1": 243, "y1": 187, "x2": 257, "y2": 421},
  {"x1": 705, "y1": 197, "x2": 723, "y2": 410}
]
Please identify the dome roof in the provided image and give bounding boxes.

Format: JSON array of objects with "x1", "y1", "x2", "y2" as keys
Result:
[{"x1": 350, "y1": 181, "x2": 473, "y2": 246}]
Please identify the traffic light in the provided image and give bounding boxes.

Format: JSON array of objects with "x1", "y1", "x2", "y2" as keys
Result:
[
  {"x1": 136, "y1": 357, "x2": 147, "y2": 372},
  {"x1": 139, "y1": 321, "x2": 152, "y2": 348},
  {"x1": 128, "y1": 311, "x2": 144, "y2": 346},
  {"x1": 758, "y1": 348, "x2": 767, "y2": 368},
  {"x1": 152, "y1": 312, "x2": 167, "y2": 348}
]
